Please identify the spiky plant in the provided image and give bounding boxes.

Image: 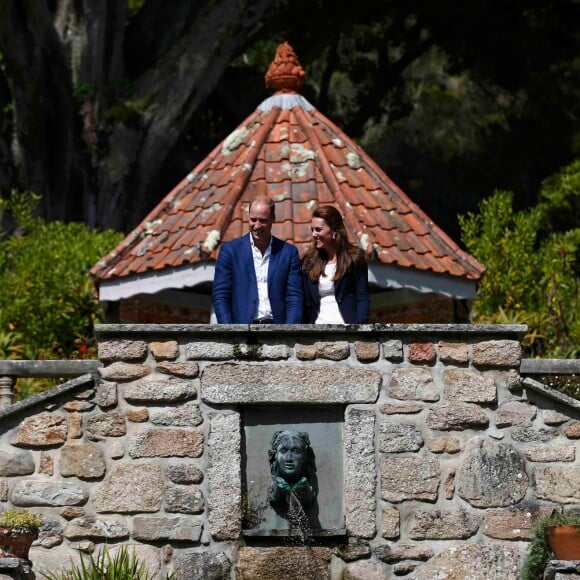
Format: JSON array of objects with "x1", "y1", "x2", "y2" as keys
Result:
[{"x1": 41, "y1": 544, "x2": 174, "y2": 580}]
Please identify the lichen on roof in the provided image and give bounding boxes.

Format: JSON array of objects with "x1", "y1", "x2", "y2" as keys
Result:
[
  {"x1": 346, "y1": 152, "x2": 361, "y2": 169},
  {"x1": 290, "y1": 143, "x2": 316, "y2": 163},
  {"x1": 203, "y1": 230, "x2": 221, "y2": 252},
  {"x1": 221, "y1": 127, "x2": 250, "y2": 156}
]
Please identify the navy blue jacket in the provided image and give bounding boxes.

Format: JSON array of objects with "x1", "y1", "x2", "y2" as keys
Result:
[
  {"x1": 213, "y1": 234, "x2": 303, "y2": 324},
  {"x1": 302, "y1": 262, "x2": 369, "y2": 324}
]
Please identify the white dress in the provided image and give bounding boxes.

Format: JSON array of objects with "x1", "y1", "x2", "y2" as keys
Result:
[{"x1": 315, "y1": 263, "x2": 345, "y2": 324}]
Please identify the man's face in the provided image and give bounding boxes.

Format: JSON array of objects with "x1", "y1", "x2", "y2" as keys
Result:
[{"x1": 248, "y1": 201, "x2": 274, "y2": 248}]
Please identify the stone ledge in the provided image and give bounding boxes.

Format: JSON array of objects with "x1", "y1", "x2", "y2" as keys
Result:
[
  {"x1": 0, "y1": 374, "x2": 97, "y2": 422},
  {"x1": 543, "y1": 560, "x2": 580, "y2": 580},
  {"x1": 0, "y1": 557, "x2": 33, "y2": 580},
  {"x1": 95, "y1": 323, "x2": 528, "y2": 339}
]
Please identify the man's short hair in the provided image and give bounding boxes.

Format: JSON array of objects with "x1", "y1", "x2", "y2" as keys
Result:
[{"x1": 249, "y1": 196, "x2": 275, "y2": 220}]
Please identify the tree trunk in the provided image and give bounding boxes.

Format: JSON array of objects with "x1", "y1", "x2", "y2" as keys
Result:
[
  {"x1": 0, "y1": 0, "x2": 82, "y2": 222},
  {"x1": 0, "y1": 0, "x2": 279, "y2": 230}
]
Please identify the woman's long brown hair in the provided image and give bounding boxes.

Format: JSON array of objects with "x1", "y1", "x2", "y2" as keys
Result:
[{"x1": 302, "y1": 205, "x2": 366, "y2": 282}]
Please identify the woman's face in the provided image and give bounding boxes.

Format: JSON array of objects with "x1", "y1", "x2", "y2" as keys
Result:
[
  {"x1": 311, "y1": 217, "x2": 335, "y2": 253},
  {"x1": 276, "y1": 437, "x2": 305, "y2": 479}
]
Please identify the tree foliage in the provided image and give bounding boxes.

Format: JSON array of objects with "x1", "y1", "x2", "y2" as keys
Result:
[
  {"x1": 0, "y1": 191, "x2": 123, "y2": 357},
  {"x1": 459, "y1": 161, "x2": 579, "y2": 358},
  {"x1": 0, "y1": 0, "x2": 578, "y2": 242}
]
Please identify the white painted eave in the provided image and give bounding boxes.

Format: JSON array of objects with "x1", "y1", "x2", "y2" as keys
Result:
[
  {"x1": 98, "y1": 261, "x2": 477, "y2": 302},
  {"x1": 98, "y1": 263, "x2": 216, "y2": 301},
  {"x1": 369, "y1": 263, "x2": 477, "y2": 300}
]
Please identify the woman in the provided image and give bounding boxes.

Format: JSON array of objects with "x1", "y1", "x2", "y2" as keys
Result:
[{"x1": 301, "y1": 205, "x2": 369, "y2": 324}]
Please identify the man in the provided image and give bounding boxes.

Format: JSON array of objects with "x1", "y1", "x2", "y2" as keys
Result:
[{"x1": 212, "y1": 195, "x2": 303, "y2": 324}]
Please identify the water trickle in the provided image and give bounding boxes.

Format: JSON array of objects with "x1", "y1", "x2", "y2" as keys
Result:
[
  {"x1": 283, "y1": 494, "x2": 327, "y2": 580},
  {"x1": 287, "y1": 491, "x2": 311, "y2": 540}
]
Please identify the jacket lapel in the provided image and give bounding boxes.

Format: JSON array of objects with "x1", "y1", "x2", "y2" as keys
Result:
[
  {"x1": 243, "y1": 234, "x2": 257, "y2": 287},
  {"x1": 334, "y1": 275, "x2": 346, "y2": 300},
  {"x1": 267, "y1": 236, "x2": 282, "y2": 286}
]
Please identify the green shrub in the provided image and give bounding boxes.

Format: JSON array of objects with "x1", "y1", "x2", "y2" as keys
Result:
[
  {"x1": 0, "y1": 331, "x2": 27, "y2": 359},
  {"x1": 13, "y1": 377, "x2": 59, "y2": 403},
  {"x1": 459, "y1": 184, "x2": 579, "y2": 358},
  {"x1": 0, "y1": 191, "x2": 123, "y2": 358}
]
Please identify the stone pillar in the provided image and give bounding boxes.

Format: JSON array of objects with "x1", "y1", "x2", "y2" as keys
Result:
[{"x1": 0, "y1": 376, "x2": 15, "y2": 409}]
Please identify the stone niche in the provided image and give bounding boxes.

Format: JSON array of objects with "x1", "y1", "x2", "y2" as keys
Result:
[{"x1": 242, "y1": 405, "x2": 344, "y2": 536}]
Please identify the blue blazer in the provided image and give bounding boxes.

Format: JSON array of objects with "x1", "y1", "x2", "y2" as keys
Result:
[
  {"x1": 302, "y1": 262, "x2": 369, "y2": 324},
  {"x1": 213, "y1": 234, "x2": 303, "y2": 324}
]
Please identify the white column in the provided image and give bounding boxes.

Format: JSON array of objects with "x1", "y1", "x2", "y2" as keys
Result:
[{"x1": 0, "y1": 376, "x2": 15, "y2": 408}]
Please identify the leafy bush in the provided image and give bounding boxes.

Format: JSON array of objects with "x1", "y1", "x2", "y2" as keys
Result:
[
  {"x1": 538, "y1": 158, "x2": 580, "y2": 235},
  {"x1": 0, "y1": 191, "x2": 123, "y2": 358},
  {"x1": 459, "y1": 161, "x2": 579, "y2": 359},
  {"x1": 0, "y1": 331, "x2": 28, "y2": 359}
]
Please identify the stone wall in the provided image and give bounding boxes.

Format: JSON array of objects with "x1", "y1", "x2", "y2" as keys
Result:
[{"x1": 0, "y1": 324, "x2": 579, "y2": 579}]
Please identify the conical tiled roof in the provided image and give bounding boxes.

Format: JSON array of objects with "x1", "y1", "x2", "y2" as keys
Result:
[{"x1": 91, "y1": 42, "x2": 484, "y2": 299}]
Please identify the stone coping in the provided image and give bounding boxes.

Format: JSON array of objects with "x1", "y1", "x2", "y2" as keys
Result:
[
  {"x1": 0, "y1": 360, "x2": 102, "y2": 377},
  {"x1": 0, "y1": 373, "x2": 96, "y2": 421},
  {"x1": 520, "y1": 358, "x2": 580, "y2": 374},
  {"x1": 524, "y1": 377, "x2": 580, "y2": 410},
  {"x1": 96, "y1": 323, "x2": 528, "y2": 338}
]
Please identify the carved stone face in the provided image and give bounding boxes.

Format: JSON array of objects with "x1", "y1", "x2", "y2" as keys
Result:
[{"x1": 275, "y1": 435, "x2": 305, "y2": 480}]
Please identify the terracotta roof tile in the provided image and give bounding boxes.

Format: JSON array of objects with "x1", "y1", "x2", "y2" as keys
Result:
[
  {"x1": 316, "y1": 182, "x2": 337, "y2": 204},
  {"x1": 91, "y1": 42, "x2": 485, "y2": 286},
  {"x1": 267, "y1": 180, "x2": 292, "y2": 200},
  {"x1": 321, "y1": 146, "x2": 346, "y2": 168},
  {"x1": 291, "y1": 180, "x2": 318, "y2": 202},
  {"x1": 275, "y1": 197, "x2": 293, "y2": 223},
  {"x1": 292, "y1": 224, "x2": 315, "y2": 243},
  {"x1": 275, "y1": 221, "x2": 294, "y2": 242}
]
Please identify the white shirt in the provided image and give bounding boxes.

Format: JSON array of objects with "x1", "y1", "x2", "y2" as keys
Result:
[
  {"x1": 250, "y1": 235, "x2": 273, "y2": 320},
  {"x1": 315, "y1": 263, "x2": 345, "y2": 324}
]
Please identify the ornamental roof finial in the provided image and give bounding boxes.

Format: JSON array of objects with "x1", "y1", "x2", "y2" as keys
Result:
[{"x1": 264, "y1": 41, "x2": 306, "y2": 93}]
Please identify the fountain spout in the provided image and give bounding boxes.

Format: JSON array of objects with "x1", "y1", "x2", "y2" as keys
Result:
[{"x1": 267, "y1": 431, "x2": 319, "y2": 530}]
